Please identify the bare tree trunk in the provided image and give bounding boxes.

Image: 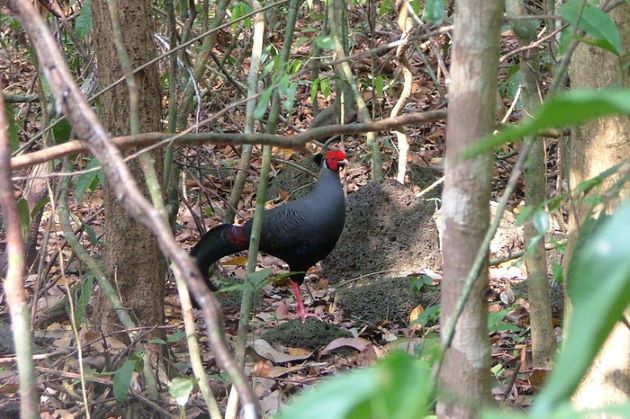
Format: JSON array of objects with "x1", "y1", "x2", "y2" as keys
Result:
[
  {"x1": 437, "y1": 1, "x2": 503, "y2": 417},
  {"x1": 91, "y1": 0, "x2": 166, "y2": 334},
  {"x1": 506, "y1": 0, "x2": 555, "y2": 369},
  {"x1": 568, "y1": 4, "x2": 630, "y2": 410}
]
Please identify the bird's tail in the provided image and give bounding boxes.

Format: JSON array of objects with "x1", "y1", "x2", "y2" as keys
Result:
[{"x1": 190, "y1": 224, "x2": 244, "y2": 285}]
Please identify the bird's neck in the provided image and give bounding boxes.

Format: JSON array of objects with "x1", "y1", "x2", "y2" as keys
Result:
[{"x1": 312, "y1": 166, "x2": 341, "y2": 194}]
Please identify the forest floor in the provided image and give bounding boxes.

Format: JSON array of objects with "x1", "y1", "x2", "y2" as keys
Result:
[{"x1": 0, "y1": 13, "x2": 567, "y2": 417}]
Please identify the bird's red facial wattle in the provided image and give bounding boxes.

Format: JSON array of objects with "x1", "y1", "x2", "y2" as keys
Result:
[{"x1": 324, "y1": 150, "x2": 348, "y2": 172}]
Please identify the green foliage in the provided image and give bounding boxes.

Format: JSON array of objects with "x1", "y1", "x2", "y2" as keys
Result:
[
  {"x1": 532, "y1": 209, "x2": 550, "y2": 235},
  {"x1": 373, "y1": 75, "x2": 385, "y2": 97},
  {"x1": 416, "y1": 304, "x2": 440, "y2": 328},
  {"x1": 167, "y1": 329, "x2": 186, "y2": 344},
  {"x1": 315, "y1": 36, "x2": 335, "y2": 50},
  {"x1": 75, "y1": 0, "x2": 93, "y2": 39},
  {"x1": 16, "y1": 198, "x2": 30, "y2": 241},
  {"x1": 275, "y1": 352, "x2": 434, "y2": 419},
  {"x1": 464, "y1": 89, "x2": 630, "y2": 156},
  {"x1": 488, "y1": 308, "x2": 522, "y2": 333},
  {"x1": 4, "y1": 105, "x2": 19, "y2": 152},
  {"x1": 71, "y1": 274, "x2": 94, "y2": 326},
  {"x1": 499, "y1": 64, "x2": 522, "y2": 105},
  {"x1": 52, "y1": 119, "x2": 73, "y2": 144},
  {"x1": 231, "y1": 2, "x2": 253, "y2": 28},
  {"x1": 559, "y1": 0, "x2": 622, "y2": 55},
  {"x1": 534, "y1": 196, "x2": 630, "y2": 414},
  {"x1": 216, "y1": 268, "x2": 273, "y2": 292},
  {"x1": 74, "y1": 157, "x2": 103, "y2": 201},
  {"x1": 113, "y1": 357, "x2": 141, "y2": 402},
  {"x1": 169, "y1": 377, "x2": 194, "y2": 406},
  {"x1": 422, "y1": 0, "x2": 445, "y2": 24},
  {"x1": 379, "y1": 0, "x2": 395, "y2": 16},
  {"x1": 254, "y1": 85, "x2": 273, "y2": 120}
]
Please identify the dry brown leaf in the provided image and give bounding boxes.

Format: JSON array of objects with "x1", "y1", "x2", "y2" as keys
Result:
[
  {"x1": 275, "y1": 302, "x2": 290, "y2": 320},
  {"x1": 253, "y1": 339, "x2": 312, "y2": 363},
  {"x1": 321, "y1": 337, "x2": 371, "y2": 355},
  {"x1": 409, "y1": 304, "x2": 424, "y2": 332},
  {"x1": 222, "y1": 256, "x2": 248, "y2": 266}
]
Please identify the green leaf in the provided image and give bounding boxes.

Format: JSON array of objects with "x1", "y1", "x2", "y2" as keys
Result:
[
  {"x1": 374, "y1": 75, "x2": 384, "y2": 97},
  {"x1": 422, "y1": 0, "x2": 445, "y2": 24},
  {"x1": 52, "y1": 119, "x2": 73, "y2": 144},
  {"x1": 551, "y1": 261, "x2": 564, "y2": 283},
  {"x1": 84, "y1": 224, "x2": 98, "y2": 245},
  {"x1": 315, "y1": 36, "x2": 335, "y2": 50},
  {"x1": 310, "y1": 79, "x2": 320, "y2": 102},
  {"x1": 16, "y1": 198, "x2": 30, "y2": 241},
  {"x1": 559, "y1": 0, "x2": 622, "y2": 55},
  {"x1": 74, "y1": 275, "x2": 94, "y2": 326},
  {"x1": 532, "y1": 209, "x2": 550, "y2": 234},
  {"x1": 283, "y1": 82, "x2": 298, "y2": 112},
  {"x1": 464, "y1": 89, "x2": 630, "y2": 157},
  {"x1": 169, "y1": 377, "x2": 194, "y2": 406},
  {"x1": 167, "y1": 330, "x2": 186, "y2": 344},
  {"x1": 75, "y1": 0, "x2": 92, "y2": 39},
  {"x1": 417, "y1": 304, "x2": 440, "y2": 327},
  {"x1": 30, "y1": 195, "x2": 49, "y2": 219},
  {"x1": 253, "y1": 86, "x2": 273, "y2": 120},
  {"x1": 534, "y1": 196, "x2": 630, "y2": 414},
  {"x1": 379, "y1": 0, "x2": 394, "y2": 15},
  {"x1": 320, "y1": 78, "x2": 331, "y2": 98},
  {"x1": 113, "y1": 359, "x2": 137, "y2": 402},
  {"x1": 75, "y1": 158, "x2": 102, "y2": 201},
  {"x1": 4, "y1": 105, "x2": 19, "y2": 152},
  {"x1": 276, "y1": 352, "x2": 433, "y2": 419},
  {"x1": 515, "y1": 205, "x2": 534, "y2": 226},
  {"x1": 246, "y1": 268, "x2": 272, "y2": 287}
]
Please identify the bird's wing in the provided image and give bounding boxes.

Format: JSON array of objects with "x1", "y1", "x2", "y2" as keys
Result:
[{"x1": 259, "y1": 203, "x2": 308, "y2": 251}]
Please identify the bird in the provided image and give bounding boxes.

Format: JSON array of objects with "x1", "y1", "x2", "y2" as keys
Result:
[{"x1": 191, "y1": 149, "x2": 347, "y2": 321}]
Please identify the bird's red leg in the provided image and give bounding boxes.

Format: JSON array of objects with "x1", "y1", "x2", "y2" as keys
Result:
[{"x1": 290, "y1": 280, "x2": 319, "y2": 322}]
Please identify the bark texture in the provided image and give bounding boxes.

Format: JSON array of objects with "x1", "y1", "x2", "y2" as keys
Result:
[
  {"x1": 92, "y1": 0, "x2": 165, "y2": 333},
  {"x1": 437, "y1": 1, "x2": 503, "y2": 417},
  {"x1": 568, "y1": 4, "x2": 630, "y2": 410}
]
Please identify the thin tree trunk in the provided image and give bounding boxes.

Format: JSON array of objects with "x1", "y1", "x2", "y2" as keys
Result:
[
  {"x1": 437, "y1": 1, "x2": 503, "y2": 417},
  {"x1": 506, "y1": 0, "x2": 555, "y2": 369}
]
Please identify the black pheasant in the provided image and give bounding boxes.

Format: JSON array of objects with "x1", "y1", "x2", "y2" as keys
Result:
[{"x1": 191, "y1": 150, "x2": 347, "y2": 321}]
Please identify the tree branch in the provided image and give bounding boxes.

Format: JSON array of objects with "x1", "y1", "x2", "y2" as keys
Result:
[{"x1": 11, "y1": 111, "x2": 447, "y2": 171}]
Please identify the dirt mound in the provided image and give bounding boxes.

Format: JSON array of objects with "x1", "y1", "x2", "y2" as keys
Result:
[{"x1": 323, "y1": 179, "x2": 441, "y2": 283}]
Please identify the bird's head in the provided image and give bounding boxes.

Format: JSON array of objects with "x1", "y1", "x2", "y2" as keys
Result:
[{"x1": 321, "y1": 150, "x2": 348, "y2": 172}]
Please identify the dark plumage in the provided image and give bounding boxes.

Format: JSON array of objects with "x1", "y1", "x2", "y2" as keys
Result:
[{"x1": 191, "y1": 150, "x2": 347, "y2": 320}]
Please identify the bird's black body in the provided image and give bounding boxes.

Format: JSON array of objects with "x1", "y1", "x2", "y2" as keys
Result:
[{"x1": 191, "y1": 151, "x2": 347, "y2": 293}]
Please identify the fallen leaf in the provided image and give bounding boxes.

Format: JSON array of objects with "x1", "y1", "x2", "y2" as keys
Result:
[
  {"x1": 321, "y1": 337, "x2": 371, "y2": 355},
  {"x1": 357, "y1": 344, "x2": 381, "y2": 366},
  {"x1": 260, "y1": 389, "x2": 283, "y2": 417},
  {"x1": 275, "y1": 302, "x2": 290, "y2": 320},
  {"x1": 222, "y1": 256, "x2": 248, "y2": 266},
  {"x1": 253, "y1": 339, "x2": 312, "y2": 363}
]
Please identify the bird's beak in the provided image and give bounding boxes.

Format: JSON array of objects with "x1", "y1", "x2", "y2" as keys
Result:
[{"x1": 338, "y1": 159, "x2": 348, "y2": 169}]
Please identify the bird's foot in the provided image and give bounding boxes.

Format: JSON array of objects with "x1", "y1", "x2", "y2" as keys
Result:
[{"x1": 291, "y1": 280, "x2": 323, "y2": 323}]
